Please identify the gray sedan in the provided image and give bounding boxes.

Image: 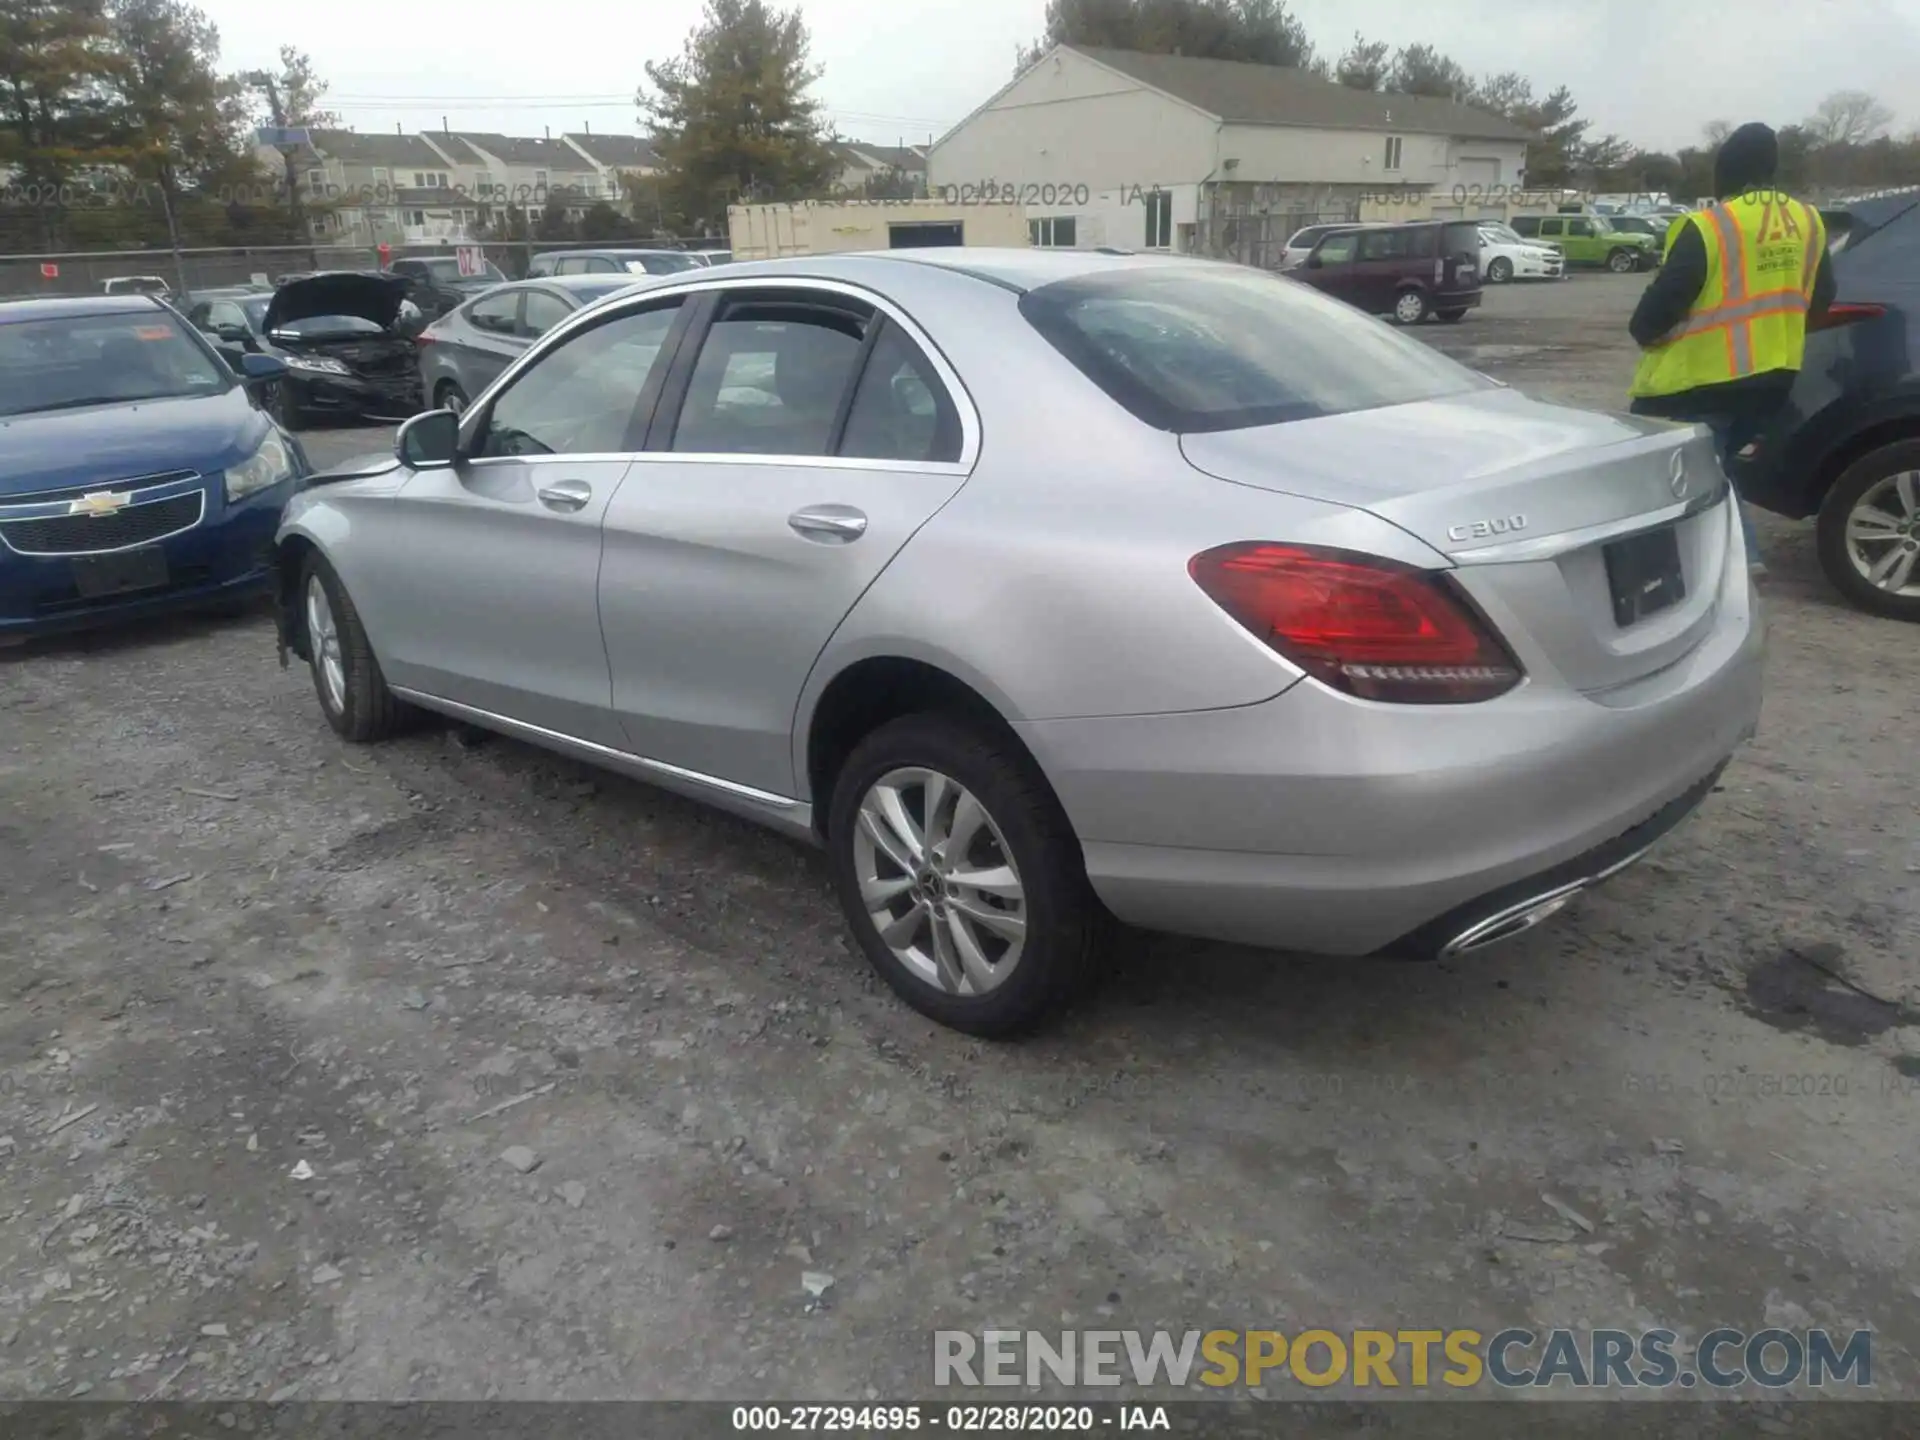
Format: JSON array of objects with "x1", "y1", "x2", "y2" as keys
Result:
[
  {"x1": 273, "y1": 250, "x2": 1764, "y2": 1036},
  {"x1": 416, "y1": 274, "x2": 640, "y2": 414}
]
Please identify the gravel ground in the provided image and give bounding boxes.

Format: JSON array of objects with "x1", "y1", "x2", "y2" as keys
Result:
[{"x1": 1, "y1": 272, "x2": 1915, "y2": 1407}]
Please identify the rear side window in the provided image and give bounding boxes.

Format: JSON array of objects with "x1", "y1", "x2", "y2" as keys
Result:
[
  {"x1": 1020, "y1": 266, "x2": 1490, "y2": 434},
  {"x1": 1359, "y1": 229, "x2": 1412, "y2": 261},
  {"x1": 838, "y1": 321, "x2": 962, "y2": 464}
]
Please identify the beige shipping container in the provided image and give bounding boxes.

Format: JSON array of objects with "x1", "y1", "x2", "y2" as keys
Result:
[{"x1": 729, "y1": 200, "x2": 1030, "y2": 260}]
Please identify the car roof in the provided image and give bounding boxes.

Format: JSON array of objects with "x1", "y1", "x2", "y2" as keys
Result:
[
  {"x1": 669, "y1": 247, "x2": 1250, "y2": 296},
  {"x1": 0, "y1": 294, "x2": 167, "y2": 322},
  {"x1": 535, "y1": 248, "x2": 685, "y2": 258}
]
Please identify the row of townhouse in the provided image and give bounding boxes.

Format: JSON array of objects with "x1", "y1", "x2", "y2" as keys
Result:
[
  {"x1": 275, "y1": 132, "x2": 931, "y2": 247},
  {"x1": 268, "y1": 128, "x2": 665, "y2": 247}
]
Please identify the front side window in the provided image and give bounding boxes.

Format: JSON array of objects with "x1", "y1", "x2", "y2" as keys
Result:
[
  {"x1": 671, "y1": 299, "x2": 868, "y2": 456},
  {"x1": 1021, "y1": 266, "x2": 1489, "y2": 434},
  {"x1": 640, "y1": 253, "x2": 699, "y2": 274},
  {"x1": 474, "y1": 301, "x2": 682, "y2": 457}
]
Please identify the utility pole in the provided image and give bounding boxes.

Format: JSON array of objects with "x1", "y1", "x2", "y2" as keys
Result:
[{"x1": 151, "y1": 153, "x2": 191, "y2": 299}]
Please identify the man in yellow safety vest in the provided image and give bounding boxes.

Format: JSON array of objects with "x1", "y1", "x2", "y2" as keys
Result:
[{"x1": 1628, "y1": 123, "x2": 1834, "y2": 576}]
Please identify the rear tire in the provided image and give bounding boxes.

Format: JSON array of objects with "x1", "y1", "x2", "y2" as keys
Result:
[
  {"x1": 826, "y1": 713, "x2": 1103, "y2": 1038},
  {"x1": 1485, "y1": 257, "x2": 1514, "y2": 283},
  {"x1": 1391, "y1": 289, "x2": 1430, "y2": 325},
  {"x1": 1608, "y1": 248, "x2": 1638, "y2": 274},
  {"x1": 299, "y1": 554, "x2": 416, "y2": 741},
  {"x1": 1815, "y1": 440, "x2": 1920, "y2": 622}
]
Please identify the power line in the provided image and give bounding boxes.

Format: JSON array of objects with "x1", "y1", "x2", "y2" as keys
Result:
[{"x1": 323, "y1": 96, "x2": 955, "y2": 125}]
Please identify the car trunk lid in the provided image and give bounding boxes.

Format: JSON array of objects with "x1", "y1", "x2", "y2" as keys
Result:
[{"x1": 1179, "y1": 386, "x2": 1735, "y2": 693}]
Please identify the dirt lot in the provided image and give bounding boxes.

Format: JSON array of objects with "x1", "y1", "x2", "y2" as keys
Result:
[{"x1": 2, "y1": 272, "x2": 1916, "y2": 1408}]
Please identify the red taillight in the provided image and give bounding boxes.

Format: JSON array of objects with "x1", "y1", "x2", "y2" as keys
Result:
[
  {"x1": 1809, "y1": 301, "x2": 1886, "y2": 332},
  {"x1": 1188, "y1": 542, "x2": 1523, "y2": 704}
]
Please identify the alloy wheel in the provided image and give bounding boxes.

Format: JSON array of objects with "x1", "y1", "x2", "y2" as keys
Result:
[
  {"x1": 1845, "y1": 469, "x2": 1920, "y2": 597},
  {"x1": 1609, "y1": 249, "x2": 1637, "y2": 273},
  {"x1": 852, "y1": 766, "x2": 1028, "y2": 997},
  {"x1": 1394, "y1": 292, "x2": 1426, "y2": 324},
  {"x1": 306, "y1": 575, "x2": 347, "y2": 714}
]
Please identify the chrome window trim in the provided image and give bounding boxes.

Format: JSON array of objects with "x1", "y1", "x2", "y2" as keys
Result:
[
  {"x1": 0, "y1": 487, "x2": 206, "y2": 557},
  {"x1": 456, "y1": 273, "x2": 982, "y2": 472}
]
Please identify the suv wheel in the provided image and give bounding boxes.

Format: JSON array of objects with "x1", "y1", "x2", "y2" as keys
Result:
[
  {"x1": 1816, "y1": 441, "x2": 1920, "y2": 621},
  {"x1": 1607, "y1": 248, "x2": 1639, "y2": 273},
  {"x1": 1391, "y1": 289, "x2": 1430, "y2": 325},
  {"x1": 1485, "y1": 256, "x2": 1514, "y2": 283},
  {"x1": 826, "y1": 714, "x2": 1103, "y2": 1037}
]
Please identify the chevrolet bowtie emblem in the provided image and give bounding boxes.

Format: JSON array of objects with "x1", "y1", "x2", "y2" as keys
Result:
[{"x1": 69, "y1": 490, "x2": 132, "y2": 517}]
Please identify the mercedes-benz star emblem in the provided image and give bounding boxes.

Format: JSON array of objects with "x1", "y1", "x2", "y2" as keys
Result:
[{"x1": 1669, "y1": 451, "x2": 1689, "y2": 500}]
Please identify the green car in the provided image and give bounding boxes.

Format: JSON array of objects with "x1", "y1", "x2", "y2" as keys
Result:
[{"x1": 1510, "y1": 213, "x2": 1660, "y2": 272}]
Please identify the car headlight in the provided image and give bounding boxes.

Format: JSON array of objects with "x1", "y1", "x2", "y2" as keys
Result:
[
  {"x1": 284, "y1": 355, "x2": 350, "y2": 375},
  {"x1": 226, "y1": 429, "x2": 297, "y2": 502}
]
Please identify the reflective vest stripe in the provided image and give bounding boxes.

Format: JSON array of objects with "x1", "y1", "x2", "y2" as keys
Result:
[
  {"x1": 1708, "y1": 204, "x2": 1747, "y2": 304},
  {"x1": 1799, "y1": 202, "x2": 1824, "y2": 293},
  {"x1": 1662, "y1": 289, "x2": 1811, "y2": 340}
]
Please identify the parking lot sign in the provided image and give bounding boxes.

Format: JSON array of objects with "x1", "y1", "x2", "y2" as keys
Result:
[
  {"x1": 255, "y1": 126, "x2": 310, "y2": 150},
  {"x1": 455, "y1": 246, "x2": 486, "y2": 277}
]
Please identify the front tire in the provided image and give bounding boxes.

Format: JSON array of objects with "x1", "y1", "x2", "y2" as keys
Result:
[
  {"x1": 1815, "y1": 441, "x2": 1920, "y2": 621},
  {"x1": 1486, "y1": 256, "x2": 1513, "y2": 283},
  {"x1": 1391, "y1": 289, "x2": 1430, "y2": 325},
  {"x1": 299, "y1": 555, "x2": 415, "y2": 740},
  {"x1": 1608, "y1": 248, "x2": 1639, "y2": 274},
  {"x1": 826, "y1": 714, "x2": 1102, "y2": 1037}
]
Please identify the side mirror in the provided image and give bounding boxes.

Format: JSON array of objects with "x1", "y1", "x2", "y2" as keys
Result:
[
  {"x1": 397, "y1": 408, "x2": 459, "y2": 469},
  {"x1": 216, "y1": 323, "x2": 251, "y2": 343},
  {"x1": 235, "y1": 351, "x2": 286, "y2": 384}
]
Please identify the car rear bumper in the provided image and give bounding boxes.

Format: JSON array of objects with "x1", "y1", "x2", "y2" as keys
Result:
[
  {"x1": 1015, "y1": 556, "x2": 1764, "y2": 956},
  {"x1": 0, "y1": 481, "x2": 290, "y2": 637}
]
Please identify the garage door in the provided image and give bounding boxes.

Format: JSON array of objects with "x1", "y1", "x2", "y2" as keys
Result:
[{"x1": 1456, "y1": 158, "x2": 1502, "y2": 187}]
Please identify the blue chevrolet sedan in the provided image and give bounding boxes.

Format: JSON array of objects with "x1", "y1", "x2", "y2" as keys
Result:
[{"x1": 0, "y1": 294, "x2": 307, "y2": 640}]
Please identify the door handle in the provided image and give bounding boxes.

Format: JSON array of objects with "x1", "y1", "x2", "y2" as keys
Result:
[
  {"x1": 537, "y1": 478, "x2": 592, "y2": 512},
  {"x1": 788, "y1": 505, "x2": 867, "y2": 542}
]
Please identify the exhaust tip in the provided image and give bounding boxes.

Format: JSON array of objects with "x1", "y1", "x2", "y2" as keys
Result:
[{"x1": 1439, "y1": 888, "x2": 1582, "y2": 959}]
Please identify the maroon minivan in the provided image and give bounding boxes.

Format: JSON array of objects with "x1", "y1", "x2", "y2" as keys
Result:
[{"x1": 1289, "y1": 221, "x2": 1483, "y2": 325}]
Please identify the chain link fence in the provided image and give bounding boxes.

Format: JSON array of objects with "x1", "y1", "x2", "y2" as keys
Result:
[{"x1": 0, "y1": 235, "x2": 732, "y2": 299}]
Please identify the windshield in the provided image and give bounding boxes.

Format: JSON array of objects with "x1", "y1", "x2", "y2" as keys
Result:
[
  {"x1": 633, "y1": 254, "x2": 698, "y2": 274},
  {"x1": 567, "y1": 278, "x2": 639, "y2": 302},
  {"x1": 0, "y1": 310, "x2": 230, "y2": 417},
  {"x1": 425, "y1": 258, "x2": 507, "y2": 284},
  {"x1": 241, "y1": 297, "x2": 271, "y2": 328},
  {"x1": 1020, "y1": 266, "x2": 1489, "y2": 434},
  {"x1": 1480, "y1": 223, "x2": 1524, "y2": 244}
]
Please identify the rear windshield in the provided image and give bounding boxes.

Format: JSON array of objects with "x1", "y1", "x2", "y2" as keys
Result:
[{"x1": 1019, "y1": 265, "x2": 1489, "y2": 434}]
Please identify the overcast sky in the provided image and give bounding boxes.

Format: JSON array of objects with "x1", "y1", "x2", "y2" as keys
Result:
[{"x1": 200, "y1": 0, "x2": 1920, "y2": 156}]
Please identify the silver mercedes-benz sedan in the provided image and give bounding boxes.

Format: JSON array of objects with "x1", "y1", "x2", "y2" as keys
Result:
[{"x1": 272, "y1": 248, "x2": 1764, "y2": 1036}]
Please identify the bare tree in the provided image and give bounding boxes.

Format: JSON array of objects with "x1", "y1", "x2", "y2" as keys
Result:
[
  {"x1": 1702, "y1": 119, "x2": 1732, "y2": 147},
  {"x1": 1804, "y1": 89, "x2": 1895, "y2": 147}
]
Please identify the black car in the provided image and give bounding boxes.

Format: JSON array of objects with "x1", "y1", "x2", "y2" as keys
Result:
[
  {"x1": 189, "y1": 273, "x2": 421, "y2": 431},
  {"x1": 1733, "y1": 190, "x2": 1920, "y2": 620},
  {"x1": 388, "y1": 255, "x2": 510, "y2": 319}
]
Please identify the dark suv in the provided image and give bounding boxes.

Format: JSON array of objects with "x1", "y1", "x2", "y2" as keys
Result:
[
  {"x1": 1732, "y1": 189, "x2": 1920, "y2": 621},
  {"x1": 388, "y1": 255, "x2": 509, "y2": 319},
  {"x1": 1289, "y1": 220, "x2": 1482, "y2": 324}
]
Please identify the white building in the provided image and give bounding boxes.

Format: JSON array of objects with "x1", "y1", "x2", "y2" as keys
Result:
[{"x1": 929, "y1": 45, "x2": 1534, "y2": 264}]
